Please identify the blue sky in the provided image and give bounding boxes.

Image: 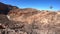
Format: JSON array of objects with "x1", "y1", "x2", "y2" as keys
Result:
[{"x1": 0, "y1": 0, "x2": 60, "y2": 10}]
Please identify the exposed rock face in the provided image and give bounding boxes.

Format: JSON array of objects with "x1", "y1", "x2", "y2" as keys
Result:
[
  {"x1": 7, "y1": 8, "x2": 40, "y2": 23},
  {"x1": 0, "y1": 2, "x2": 60, "y2": 34}
]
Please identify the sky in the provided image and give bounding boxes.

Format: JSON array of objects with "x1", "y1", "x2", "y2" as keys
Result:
[{"x1": 0, "y1": 0, "x2": 60, "y2": 10}]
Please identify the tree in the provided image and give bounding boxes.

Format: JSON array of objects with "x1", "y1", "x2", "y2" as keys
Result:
[{"x1": 50, "y1": 6, "x2": 53, "y2": 10}]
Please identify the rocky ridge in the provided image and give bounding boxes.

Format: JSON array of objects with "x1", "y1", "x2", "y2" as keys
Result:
[{"x1": 0, "y1": 2, "x2": 60, "y2": 34}]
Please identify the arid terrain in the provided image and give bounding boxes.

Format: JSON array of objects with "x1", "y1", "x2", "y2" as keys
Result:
[{"x1": 0, "y1": 2, "x2": 60, "y2": 34}]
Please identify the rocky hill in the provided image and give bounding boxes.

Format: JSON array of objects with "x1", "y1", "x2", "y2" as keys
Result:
[{"x1": 0, "y1": 2, "x2": 60, "y2": 34}]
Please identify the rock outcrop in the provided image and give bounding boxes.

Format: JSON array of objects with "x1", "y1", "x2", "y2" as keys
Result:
[{"x1": 0, "y1": 2, "x2": 60, "y2": 34}]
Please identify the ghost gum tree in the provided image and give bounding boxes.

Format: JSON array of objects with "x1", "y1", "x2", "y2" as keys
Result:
[{"x1": 50, "y1": 6, "x2": 53, "y2": 10}]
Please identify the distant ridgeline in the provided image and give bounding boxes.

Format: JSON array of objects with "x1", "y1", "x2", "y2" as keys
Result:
[{"x1": 0, "y1": 2, "x2": 18, "y2": 15}]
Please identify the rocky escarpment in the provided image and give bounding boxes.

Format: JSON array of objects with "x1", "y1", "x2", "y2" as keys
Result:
[{"x1": 0, "y1": 2, "x2": 60, "y2": 34}]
